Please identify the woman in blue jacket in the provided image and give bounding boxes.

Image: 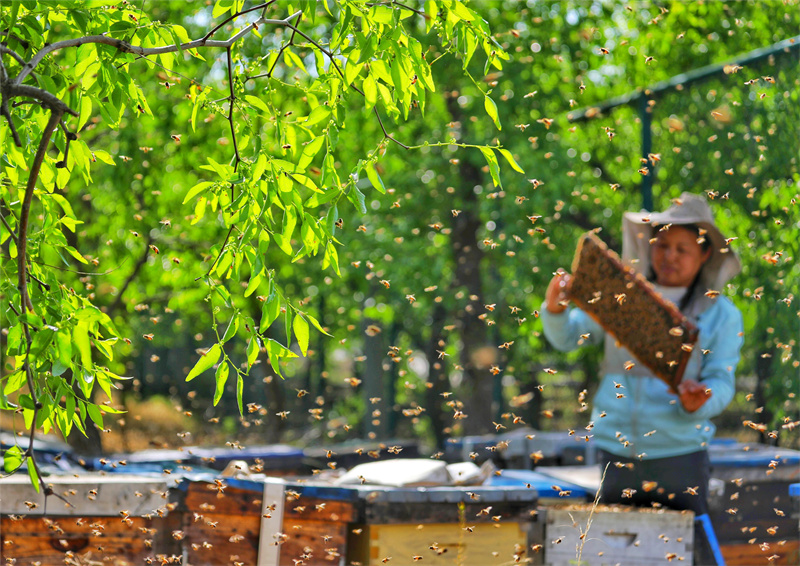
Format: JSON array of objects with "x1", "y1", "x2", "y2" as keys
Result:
[{"x1": 541, "y1": 193, "x2": 743, "y2": 514}]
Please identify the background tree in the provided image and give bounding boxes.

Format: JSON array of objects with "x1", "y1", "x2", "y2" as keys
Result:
[{"x1": 2, "y1": 1, "x2": 798, "y2": 488}]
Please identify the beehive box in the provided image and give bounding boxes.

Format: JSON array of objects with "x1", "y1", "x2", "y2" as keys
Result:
[
  {"x1": 189, "y1": 444, "x2": 307, "y2": 475},
  {"x1": 181, "y1": 477, "x2": 358, "y2": 566},
  {"x1": 708, "y1": 442, "x2": 800, "y2": 565},
  {"x1": 485, "y1": 469, "x2": 590, "y2": 505},
  {"x1": 0, "y1": 473, "x2": 182, "y2": 565},
  {"x1": 345, "y1": 485, "x2": 540, "y2": 565},
  {"x1": 542, "y1": 504, "x2": 694, "y2": 566}
]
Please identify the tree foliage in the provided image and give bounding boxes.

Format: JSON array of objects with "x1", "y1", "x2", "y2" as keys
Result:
[
  {"x1": 1, "y1": 0, "x2": 516, "y2": 486},
  {"x1": 2, "y1": 0, "x2": 799, "y2": 491}
]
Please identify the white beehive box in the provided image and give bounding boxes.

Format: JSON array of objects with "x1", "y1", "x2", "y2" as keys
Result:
[{"x1": 543, "y1": 504, "x2": 694, "y2": 566}]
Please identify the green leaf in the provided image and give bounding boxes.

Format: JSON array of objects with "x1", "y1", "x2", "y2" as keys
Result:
[
  {"x1": 244, "y1": 271, "x2": 263, "y2": 297},
  {"x1": 498, "y1": 148, "x2": 525, "y2": 174},
  {"x1": 450, "y1": 0, "x2": 476, "y2": 21},
  {"x1": 77, "y1": 95, "x2": 92, "y2": 132},
  {"x1": 424, "y1": 0, "x2": 437, "y2": 32},
  {"x1": 244, "y1": 94, "x2": 270, "y2": 113},
  {"x1": 484, "y1": 95, "x2": 501, "y2": 130},
  {"x1": 260, "y1": 292, "x2": 281, "y2": 330},
  {"x1": 212, "y1": 0, "x2": 234, "y2": 18},
  {"x1": 221, "y1": 315, "x2": 240, "y2": 344},
  {"x1": 252, "y1": 154, "x2": 267, "y2": 182},
  {"x1": 305, "y1": 106, "x2": 332, "y2": 127},
  {"x1": 246, "y1": 337, "x2": 260, "y2": 368},
  {"x1": 72, "y1": 324, "x2": 92, "y2": 369},
  {"x1": 370, "y1": 5, "x2": 394, "y2": 25},
  {"x1": 273, "y1": 232, "x2": 293, "y2": 256},
  {"x1": 348, "y1": 186, "x2": 367, "y2": 214},
  {"x1": 236, "y1": 373, "x2": 244, "y2": 415},
  {"x1": 366, "y1": 164, "x2": 386, "y2": 193},
  {"x1": 27, "y1": 457, "x2": 39, "y2": 492},
  {"x1": 3, "y1": 445, "x2": 23, "y2": 473},
  {"x1": 63, "y1": 245, "x2": 88, "y2": 264},
  {"x1": 186, "y1": 343, "x2": 221, "y2": 382},
  {"x1": 363, "y1": 74, "x2": 378, "y2": 111},
  {"x1": 305, "y1": 313, "x2": 331, "y2": 336},
  {"x1": 92, "y1": 150, "x2": 115, "y2": 165},
  {"x1": 479, "y1": 147, "x2": 502, "y2": 188},
  {"x1": 213, "y1": 361, "x2": 229, "y2": 406},
  {"x1": 183, "y1": 182, "x2": 214, "y2": 204},
  {"x1": 86, "y1": 403, "x2": 103, "y2": 429},
  {"x1": 345, "y1": 59, "x2": 364, "y2": 86},
  {"x1": 293, "y1": 314, "x2": 310, "y2": 356},
  {"x1": 297, "y1": 136, "x2": 325, "y2": 171},
  {"x1": 323, "y1": 241, "x2": 341, "y2": 276}
]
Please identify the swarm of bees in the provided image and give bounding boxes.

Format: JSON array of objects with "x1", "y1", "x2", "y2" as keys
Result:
[{"x1": 4, "y1": 4, "x2": 798, "y2": 566}]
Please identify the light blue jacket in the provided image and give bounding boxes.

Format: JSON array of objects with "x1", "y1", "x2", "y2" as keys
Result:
[{"x1": 541, "y1": 295, "x2": 743, "y2": 460}]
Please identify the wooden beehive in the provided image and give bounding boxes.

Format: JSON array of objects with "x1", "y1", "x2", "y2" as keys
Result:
[
  {"x1": 543, "y1": 504, "x2": 694, "y2": 566},
  {"x1": 0, "y1": 474, "x2": 182, "y2": 565},
  {"x1": 345, "y1": 485, "x2": 540, "y2": 565},
  {"x1": 708, "y1": 442, "x2": 800, "y2": 565},
  {"x1": 569, "y1": 232, "x2": 698, "y2": 389},
  {"x1": 182, "y1": 478, "x2": 357, "y2": 566}
]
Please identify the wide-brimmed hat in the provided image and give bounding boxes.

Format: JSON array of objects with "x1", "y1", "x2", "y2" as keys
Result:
[{"x1": 621, "y1": 192, "x2": 741, "y2": 292}]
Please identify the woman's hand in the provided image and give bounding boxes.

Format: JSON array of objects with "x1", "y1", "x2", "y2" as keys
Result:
[
  {"x1": 678, "y1": 379, "x2": 712, "y2": 413},
  {"x1": 545, "y1": 269, "x2": 572, "y2": 314}
]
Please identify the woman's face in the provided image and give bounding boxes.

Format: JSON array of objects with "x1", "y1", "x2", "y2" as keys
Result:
[{"x1": 650, "y1": 225, "x2": 711, "y2": 287}]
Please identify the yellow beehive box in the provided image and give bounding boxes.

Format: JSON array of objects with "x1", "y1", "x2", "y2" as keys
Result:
[{"x1": 348, "y1": 521, "x2": 528, "y2": 565}]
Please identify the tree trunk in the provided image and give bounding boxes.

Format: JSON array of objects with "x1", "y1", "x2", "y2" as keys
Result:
[
  {"x1": 445, "y1": 95, "x2": 495, "y2": 435},
  {"x1": 422, "y1": 303, "x2": 449, "y2": 450}
]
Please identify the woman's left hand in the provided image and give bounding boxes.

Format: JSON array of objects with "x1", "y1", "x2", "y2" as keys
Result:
[{"x1": 678, "y1": 379, "x2": 712, "y2": 413}]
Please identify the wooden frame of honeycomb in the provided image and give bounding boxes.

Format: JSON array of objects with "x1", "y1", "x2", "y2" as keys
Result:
[{"x1": 568, "y1": 232, "x2": 698, "y2": 390}]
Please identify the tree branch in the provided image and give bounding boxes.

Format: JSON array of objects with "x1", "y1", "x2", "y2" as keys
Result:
[
  {"x1": 14, "y1": 11, "x2": 302, "y2": 86},
  {"x1": 5, "y1": 82, "x2": 78, "y2": 116},
  {"x1": 197, "y1": 224, "x2": 236, "y2": 282},
  {"x1": 225, "y1": 47, "x2": 241, "y2": 169},
  {"x1": 16, "y1": 111, "x2": 63, "y2": 499},
  {"x1": 373, "y1": 107, "x2": 409, "y2": 149},
  {"x1": 279, "y1": 20, "x2": 411, "y2": 150},
  {"x1": 0, "y1": 207, "x2": 18, "y2": 247},
  {"x1": 18, "y1": 109, "x2": 62, "y2": 314},
  {"x1": 261, "y1": 10, "x2": 303, "y2": 79},
  {"x1": 0, "y1": 44, "x2": 26, "y2": 67},
  {"x1": 203, "y1": 1, "x2": 275, "y2": 41}
]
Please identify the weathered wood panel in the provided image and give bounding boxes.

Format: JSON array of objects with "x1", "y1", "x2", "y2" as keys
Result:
[
  {"x1": 182, "y1": 481, "x2": 356, "y2": 565},
  {"x1": 721, "y1": 539, "x2": 800, "y2": 566},
  {"x1": 278, "y1": 518, "x2": 349, "y2": 565},
  {"x1": 182, "y1": 512, "x2": 260, "y2": 566},
  {"x1": 0, "y1": 515, "x2": 181, "y2": 565},
  {"x1": 543, "y1": 505, "x2": 694, "y2": 566}
]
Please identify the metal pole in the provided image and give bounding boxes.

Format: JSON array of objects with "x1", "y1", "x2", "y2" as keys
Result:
[{"x1": 639, "y1": 96, "x2": 653, "y2": 212}]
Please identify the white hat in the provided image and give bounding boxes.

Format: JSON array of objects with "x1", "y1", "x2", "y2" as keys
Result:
[{"x1": 622, "y1": 192, "x2": 741, "y2": 293}]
